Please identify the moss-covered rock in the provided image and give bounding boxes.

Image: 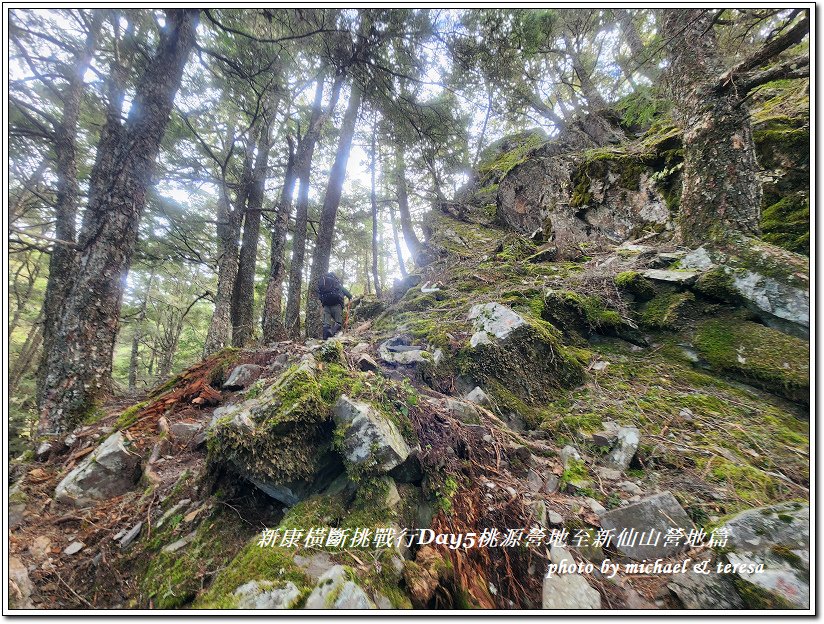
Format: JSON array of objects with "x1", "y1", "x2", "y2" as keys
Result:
[
  {"x1": 640, "y1": 291, "x2": 696, "y2": 330},
  {"x1": 207, "y1": 356, "x2": 346, "y2": 505},
  {"x1": 694, "y1": 319, "x2": 809, "y2": 403},
  {"x1": 460, "y1": 303, "x2": 585, "y2": 409},
  {"x1": 615, "y1": 271, "x2": 656, "y2": 301}
]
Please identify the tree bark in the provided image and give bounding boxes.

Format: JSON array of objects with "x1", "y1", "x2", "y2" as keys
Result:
[
  {"x1": 37, "y1": 15, "x2": 102, "y2": 403},
  {"x1": 369, "y1": 115, "x2": 382, "y2": 299},
  {"x1": 306, "y1": 83, "x2": 362, "y2": 338},
  {"x1": 231, "y1": 109, "x2": 275, "y2": 347},
  {"x1": 663, "y1": 9, "x2": 761, "y2": 244},
  {"x1": 388, "y1": 203, "x2": 407, "y2": 279},
  {"x1": 393, "y1": 145, "x2": 423, "y2": 263},
  {"x1": 262, "y1": 136, "x2": 296, "y2": 343},
  {"x1": 284, "y1": 74, "x2": 343, "y2": 339},
  {"x1": 38, "y1": 9, "x2": 199, "y2": 434},
  {"x1": 204, "y1": 120, "x2": 253, "y2": 356}
]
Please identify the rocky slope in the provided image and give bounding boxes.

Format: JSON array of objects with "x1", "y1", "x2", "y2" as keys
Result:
[{"x1": 8, "y1": 84, "x2": 810, "y2": 611}]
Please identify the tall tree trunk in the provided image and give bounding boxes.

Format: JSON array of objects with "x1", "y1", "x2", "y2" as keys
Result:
[
  {"x1": 284, "y1": 74, "x2": 343, "y2": 339},
  {"x1": 388, "y1": 203, "x2": 407, "y2": 279},
  {"x1": 203, "y1": 178, "x2": 243, "y2": 355},
  {"x1": 615, "y1": 9, "x2": 657, "y2": 85},
  {"x1": 37, "y1": 15, "x2": 102, "y2": 403},
  {"x1": 563, "y1": 33, "x2": 608, "y2": 111},
  {"x1": 306, "y1": 83, "x2": 362, "y2": 338},
  {"x1": 38, "y1": 9, "x2": 199, "y2": 434},
  {"x1": 232, "y1": 111, "x2": 274, "y2": 347},
  {"x1": 394, "y1": 146, "x2": 423, "y2": 263},
  {"x1": 663, "y1": 9, "x2": 761, "y2": 244},
  {"x1": 369, "y1": 115, "x2": 382, "y2": 298},
  {"x1": 128, "y1": 273, "x2": 153, "y2": 392},
  {"x1": 262, "y1": 137, "x2": 296, "y2": 342}
]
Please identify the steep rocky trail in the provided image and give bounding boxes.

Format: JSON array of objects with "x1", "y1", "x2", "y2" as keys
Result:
[{"x1": 9, "y1": 95, "x2": 810, "y2": 610}]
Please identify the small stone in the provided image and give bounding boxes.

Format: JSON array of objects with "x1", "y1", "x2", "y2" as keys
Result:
[
  {"x1": 592, "y1": 431, "x2": 618, "y2": 448},
  {"x1": 482, "y1": 434, "x2": 493, "y2": 443},
  {"x1": 29, "y1": 536, "x2": 51, "y2": 559},
  {"x1": 356, "y1": 354, "x2": 381, "y2": 373},
  {"x1": 35, "y1": 442, "x2": 53, "y2": 460},
  {"x1": 162, "y1": 531, "x2": 197, "y2": 553},
  {"x1": 618, "y1": 481, "x2": 642, "y2": 495},
  {"x1": 63, "y1": 541, "x2": 85, "y2": 555},
  {"x1": 587, "y1": 498, "x2": 606, "y2": 516},
  {"x1": 169, "y1": 422, "x2": 203, "y2": 442},
  {"x1": 604, "y1": 426, "x2": 640, "y2": 471},
  {"x1": 526, "y1": 469, "x2": 543, "y2": 493},
  {"x1": 532, "y1": 500, "x2": 548, "y2": 527},
  {"x1": 119, "y1": 522, "x2": 142, "y2": 549},
  {"x1": 595, "y1": 467, "x2": 621, "y2": 481},
  {"x1": 679, "y1": 408, "x2": 694, "y2": 421},
  {"x1": 542, "y1": 474, "x2": 560, "y2": 494},
  {"x1": 504, "y1": 486, "x2": 516, "y2": 497},
  {"x1": 464, "y1": 386, "x2": 491, "y2": 406},
  {"x1": 222, "y1": 364, "x2": 263, "y2": 390},
  {"x1": 560, "y1": 445, "x2": 581, "y2": 467},
  {"x1": 547, "y1": 511, "x2": 564, "y2": 526},
  {"x1": 599, "y1": 492, "x2": 693, "y2": 560}
]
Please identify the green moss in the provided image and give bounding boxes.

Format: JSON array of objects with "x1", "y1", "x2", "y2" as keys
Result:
[
  {"x1": 558, "y1": 291, "x2": 623, "y2": 331},
  {"x1": 760, "y1": 194, "x2": 809, "y2": 256},
  {"x1": 560, "y1": 458, "x2": 589, "y2": 489},
  {"x1": 701, "y1": 458, "x2": 777, "y2": 505},
  {"x1": 693, "y1": 267, "x2": 739, "y2": 303},
  {"x1": 694, "y1": 319, "x2": 809, "y2": 403},
  {"x1": 142, "y1": 512, "x2": 251, "y2": 609},
  {"x1": 194, "y1": 540, "x2": 312, "y2": 609},
  {"x1": 640, "y1": 291, "x2": 695, "y2": 330},
  {"x1": 207, "y1": 361, "x2": 338, "y2": 486},
  {"x1": 615, "y1": 271, "x2": 656, "y2": 301},
  {"x1": 342, "y1": 476, "x2": 399, "y2": 528},
  {"x1": 477, "y1": 131, "x2": 546, "y2": 184},
  {"x1": 280, "y1": 494, "x2": 347, "y2": 531},
  {"x1": 116, "y1": 401, "x2": 149, "y2": 430},
  {"x1": 317, "y1": 339, "x2": 346, "y2": 365}
]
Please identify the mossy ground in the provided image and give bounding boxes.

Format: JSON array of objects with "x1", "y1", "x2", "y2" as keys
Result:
[
  {"x1": 694, "y1": 318, "x2": 809, "y2": 403},
  {"x1": 538, "y1": 337, "x2": 808, "y2": 517}
]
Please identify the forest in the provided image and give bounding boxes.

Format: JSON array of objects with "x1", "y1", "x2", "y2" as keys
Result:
[{"x1": 7, "y1": 7, "x2": 811, "y2": 612}]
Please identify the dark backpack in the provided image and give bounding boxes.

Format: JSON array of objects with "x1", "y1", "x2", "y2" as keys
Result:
[{"x1": 318, "y1": 273, "x2": 344, "y2": 307}]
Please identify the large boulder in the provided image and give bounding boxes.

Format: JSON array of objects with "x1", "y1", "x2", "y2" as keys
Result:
[
  {"x1": 333, "y1": 396, "x2": 411, "y2": 476},
  {"x1": 208, "y1": 355, "x2": 342, "y2": 505},
  {"x1": 715, "y1": 502, "x2": 809, "y2": 609},
  {"x1": 496, "y1": 126, "x2": 672, "y2": 259},
  {"x1": 680, "y1": 240, "x2": 809, "y2": 338},
  {"x1": 463, "y1": 303, "x2": 584, "y2": 406},
  {"x1": 55, "y1": 432, "x2": 141, "y2": 507},
  {"x1": 598, "y1": 492, "x2": 694, "y2": 561}
]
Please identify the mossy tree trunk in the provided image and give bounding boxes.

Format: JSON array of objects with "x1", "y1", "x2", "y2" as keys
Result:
[
  {"x1": 261, "y1": 136, "x2": 296, "y2": 343},
  {"x1": 37, "y1": 15, "x2": 102, "y2": 404},
  {"x1": 232, "y1": 99, "x2": 276, "y2": 347},
  {"x1": 38, "y1": 9, "x2": 199, "y2": 435},
  {"x1": 663, "y1": 9, "x2": 809, "y2": 246}
]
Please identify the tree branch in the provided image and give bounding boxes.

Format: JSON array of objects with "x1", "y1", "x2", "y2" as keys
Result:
[{"x1": 716, "y1": 13, "x2": 809, "y2": 90}]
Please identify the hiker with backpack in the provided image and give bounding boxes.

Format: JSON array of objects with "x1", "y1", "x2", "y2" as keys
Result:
[{"x1": 317, "y1": 272, "x2": 353, "y2": 339}]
